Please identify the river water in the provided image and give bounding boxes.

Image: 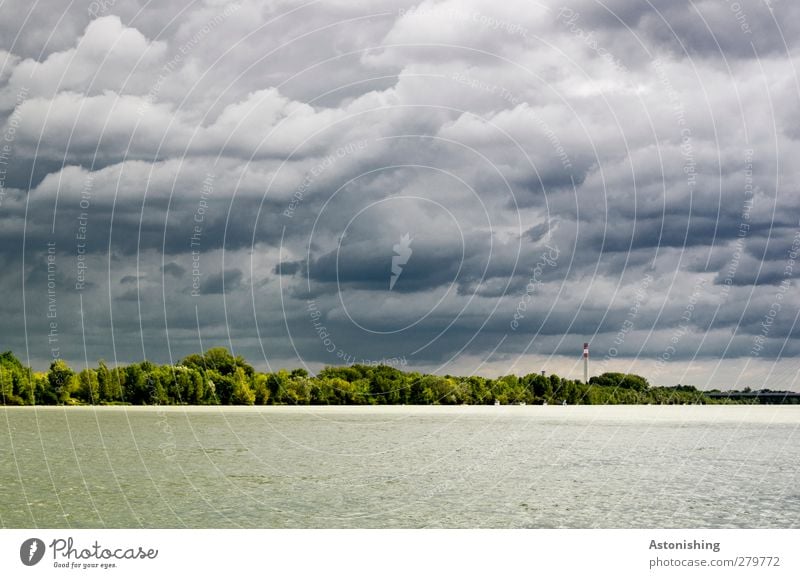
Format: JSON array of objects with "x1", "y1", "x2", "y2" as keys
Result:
[{"x1": 1, "y1": 406, "x2": 799, "y2": 528}]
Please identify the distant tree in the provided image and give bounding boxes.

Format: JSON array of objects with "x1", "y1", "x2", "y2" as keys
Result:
[
  {"x1": 290, "y1": 368, "x2": 309, "y2": 379},
  {"x1": 349, "y1": 378, "x2": 373, "y2": 404},
  {"x1": 266, "y1": 370, "x2": 291, "y2": 402},
  {"x1": 123, "y1": 363, "x2": 152, "y2": 404},
  {"x1": 34, "y1": 373, "x2": 56, "y2": 404},
  {"x1": 0, "y1": 351, "x2": 23, "y2": 371},
  {"x1": 282, "y1": 376, "x2": 312, "y2": 405},
  {"x1": 230, "y1": 367, "x2": 255, "y2": 405},
  {"x1": 252, "y1": 373, "x2": 270, "y2": 405},
  {"x1": 318, "y1": 366, "x2": 363, "y2": 383},
  {"x1": 209, "y1": 347, "x2": 242, "y2": 374},
  {"x1": 14, "y1": 368, "x2": 35, "y2": 405},
  {"x1": 48, "y1": 360, "x2": 77, "y2": 404},
  {"x1": 207, "y1": 370, "x2": 230, "y2": 404},
  {"x1": 149, "y1": 366, "x2": 171, "y2": 405},
  {"x1": 322, "y1": 377, "x2": 356, "y2": 404},
  {"x1": 109, "y1": 367, "x2": 126, "y2": 402},
  {"x1": 310, "y1": 377, "x2": 335, "y2": 404},
  {"x1": 0, "y1": 366, "x2": 19, "y2": 404},
  {"x1": 76, "y1": 369, "x2": 100, "y2": 404},
  {"x1": 182, "y1": 347, "x2": 254, "y2": 378},
  {"x1": 369, "y1": 366, "x2": 405, "y2": 404},
  {"x1": 97, "y1": 361, "x2": 114, "y2": 402},
  {"x1": 0, "y1": 350, "x2": 32, "y2": 404},
  {"x1": 462, "y1": 376, "x2": 491, "y2": 404},
  {"x1": 0, "y1": 348, "x2": 763, "y2": 407},
  {"x1": 589, "y1": 372, "x2": 650, "y2": 393},
  {"x1": 408, "y1": 376, "x2": 434, "y2": 404}
]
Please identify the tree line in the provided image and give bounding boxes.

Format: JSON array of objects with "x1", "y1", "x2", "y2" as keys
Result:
[{"x1": 0, "y1": 348, "x2": 756, "y2": 406}]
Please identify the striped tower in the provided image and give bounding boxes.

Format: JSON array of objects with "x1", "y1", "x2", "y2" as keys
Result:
[{"x1": 583, "y1": 342, "x2": 589, "y2": 384}]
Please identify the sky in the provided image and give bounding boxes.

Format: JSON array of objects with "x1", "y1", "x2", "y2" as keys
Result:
[{"x1": 1, "y1": 0, "x2": 799, "y2": 389}]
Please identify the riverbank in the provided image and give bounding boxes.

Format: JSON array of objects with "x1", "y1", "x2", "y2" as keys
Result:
[{"x1": 2, "y1": 348, "x2": 794, "y2": 407}]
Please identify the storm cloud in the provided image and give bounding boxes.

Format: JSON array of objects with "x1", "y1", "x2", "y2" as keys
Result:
[{"x1": 1, "y1": 0, "x2": 799, "y2": 389}]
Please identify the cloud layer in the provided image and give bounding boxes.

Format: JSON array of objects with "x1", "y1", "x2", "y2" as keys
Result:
[{"x1": 1, "y1": 0, "x2": 799, "y2": 389}]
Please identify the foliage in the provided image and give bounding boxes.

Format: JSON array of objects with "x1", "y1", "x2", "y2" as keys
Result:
[{"x1": 0, "y1": 351, "x2": 777, "y2": 406}]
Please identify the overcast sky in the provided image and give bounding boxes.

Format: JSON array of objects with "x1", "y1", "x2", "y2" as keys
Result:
[{"x1": 1, "y1": 0, "x2": 799, "y2": 388}]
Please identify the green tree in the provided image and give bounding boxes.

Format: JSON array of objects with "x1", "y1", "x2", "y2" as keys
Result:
[
  {"x1": 310, "y1": 377, "x2": 335, "y2": 404},
  {"x1": 369, "y1": 365, "x2": 405, "y2": 404},
  {"x1": 207, "y1": 370, "x2": 230, "y2": 404},
  {"x1": 252, "y1": 373, "x2": 270, "y2": 405},
  {"x1": 0, "y1": 366, "x2": 18, "y2": 404},
  {"x1": 589, "y1": 372, "x2": 650, "y2": 392},
  {"x1": 148, "y1": 366, "x2": 171, "y2": 405},
  {"x1": 409, "y1": 376, "x2": 434, "y2": 404},
  {"x1": 14, "y1": 369, "x2": 35, "y2": 405},
  {"x1": 97, "y1": 361, "x2": 115, "y2": 402},
  {"x1": 282, "y1": 376, "x2": 312, "y2": 405},
  {"x1": 48, "y1": 360, "x2": 77, "y2": 404},
  {"x1": 32, "y1": 372, "x2": 54, "y2": 404},
  {"x1": 230, "y1": 367, "x2": 255, "y2": 405},
  {"x1": 182, "y1": 347, "x2": 254, "y2": 378},
  {"x1": 123, "y1": 363, "x2": 151, "y2": 404},
  {"x1": 323, "y1": 377, "x2": 356, "y2": 404},
  {"x1": 266, "y1": 370, "x2": 291, "y2": 403},
  {"x1": 76, "y1": 368, "x2": 100, "y2": 404}
]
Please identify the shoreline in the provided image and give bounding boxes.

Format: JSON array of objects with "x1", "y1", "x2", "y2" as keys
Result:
[{"x1": 3, "y1": 403, "x2": 799, "y2": 423}]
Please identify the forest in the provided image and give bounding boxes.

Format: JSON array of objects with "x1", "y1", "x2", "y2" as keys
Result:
[{"x1": 0, "y1": 348, "x2": 755, "y2": 406}]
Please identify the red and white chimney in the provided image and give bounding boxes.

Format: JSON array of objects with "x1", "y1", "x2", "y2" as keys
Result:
[{"x1": 583, "y1": 342, "x2": 589, "y2": 383}]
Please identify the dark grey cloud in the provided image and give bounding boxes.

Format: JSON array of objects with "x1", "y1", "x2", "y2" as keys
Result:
[
  {"x1": 199, "y1": 268, "x2": 244, "y2": 294},
  {"x1": 162, "y1": 261, "x2": 185, "y2": 277},
  {"x1": 561, "y1": 0, "x2": 800, "y2": 59},
  {"x1": 0, "y1": 0, "x2": 799, "y2": 388},
  {"x1": 274, "y1": 259, "x2": 302, "y2": 276}
]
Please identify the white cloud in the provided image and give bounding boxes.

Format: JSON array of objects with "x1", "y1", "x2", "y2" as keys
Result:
[{"x1": 1, "y1": 16, "x2": 166, "y2": 110}]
